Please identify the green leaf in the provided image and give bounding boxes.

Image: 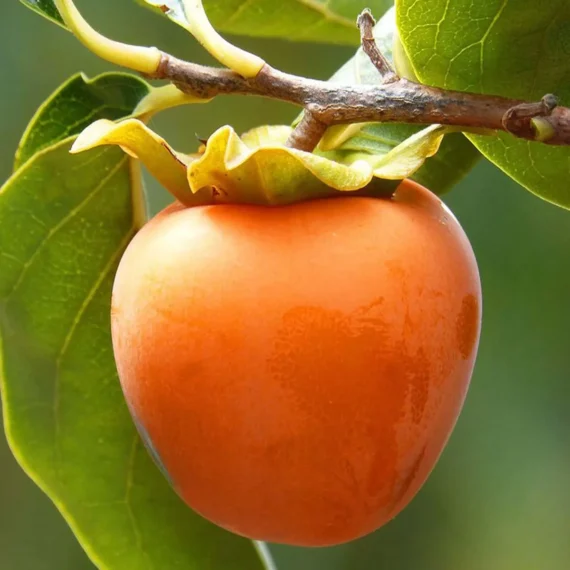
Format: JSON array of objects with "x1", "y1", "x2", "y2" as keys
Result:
[
  {"x1": 138, "y1": 0, "x2": 393, "y2": 45},
  {"x1": 0, "y1": 74, "x2": 273, "y2": 569},
  {"x1": 321, "y1": 6, "x2": 481, "y2": 194},
  {"x1": 18, "y1": 0, "x2": 65, "y2": 28},
  {"x1": 396, "y1": 0, "x2": 570, "y2": 209},
  {"x1": 15, "y1": 73, "x2": 150, "y2": 170}
]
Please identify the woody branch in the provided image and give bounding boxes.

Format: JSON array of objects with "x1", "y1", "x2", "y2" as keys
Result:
[{"x1": 149, "y1": 9, "x2": 568, "y2": 152}]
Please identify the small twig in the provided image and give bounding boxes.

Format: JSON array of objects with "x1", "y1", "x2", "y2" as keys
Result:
[
  {"x1": 356, "y1": 9, "x2": 398, "y2": 83},
  {"x1": 286, "y1": 110, "x2": 328, "y2": 151}
]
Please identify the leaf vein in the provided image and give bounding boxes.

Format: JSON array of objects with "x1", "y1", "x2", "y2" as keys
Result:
[
  {"x1": 2, "y1": 153, "x2": 127, "y2": 302},
  {"x1": 222, "y1": 0, "x2": 258, "y2": 27},
  {"x1": 478, "y1": 0, "x2": 509, "y2": 90},
  {"x1": 295, "y1": 0, "x2": 354, "y2": 27}
]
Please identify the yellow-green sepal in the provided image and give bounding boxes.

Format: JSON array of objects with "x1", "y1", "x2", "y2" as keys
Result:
[{"x1": 71, "y1": 119, "x2": 458, "y2": 206}]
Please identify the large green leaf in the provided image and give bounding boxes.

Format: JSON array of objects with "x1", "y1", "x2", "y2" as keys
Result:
[
  {"x1": 0, "y1": 73, "x2": 272, "y2": 569},
  {"x1": 20, "y1": 0, "x2": 392, "y2": 45},
  {"x1": 324, "y1": 7, "x2": 480, "y2": 194},
  {"x1": 15, "y1": 73, "x2": 150, "y2": 170},
  {"x1": 396, "y1": 0, "x2": 570, "y2": 209}
]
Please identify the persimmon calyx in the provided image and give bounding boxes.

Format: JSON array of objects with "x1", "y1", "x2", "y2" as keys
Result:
[
  {"x1": 70, "y1": 114, "x2": 459, "y2": 207},
  {"x1": 70, "y1": 119, "x2": 212, "y2": 208}
]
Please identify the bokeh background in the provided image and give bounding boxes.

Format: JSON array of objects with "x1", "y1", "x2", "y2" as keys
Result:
[{"x1": 1, "y1": 2, "x2": 570, "y2": 569}]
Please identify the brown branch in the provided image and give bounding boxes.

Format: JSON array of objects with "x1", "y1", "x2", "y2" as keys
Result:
[
  {"x1": 150, "y1": 11, "x2": 569, "y2": 153},
  {"x1": 356, "y1": 9, "x2": 398, "y2": 83}
]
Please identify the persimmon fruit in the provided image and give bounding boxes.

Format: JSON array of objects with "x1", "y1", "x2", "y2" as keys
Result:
[{"x1": 111, "y1": 179, "x2": 481, "y2": 547}]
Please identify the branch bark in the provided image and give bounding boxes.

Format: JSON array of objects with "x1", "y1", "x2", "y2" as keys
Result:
[
  {"x1": 286, "y1": 110, "x2": 328, "y2": 151},
  {"x1": 150, "y1": 19, "x2": 569, "y2": 153}
]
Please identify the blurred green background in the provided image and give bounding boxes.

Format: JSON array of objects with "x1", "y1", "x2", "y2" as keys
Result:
[{"x1": 1, "y1": 2, "x2": 570, "y2": 569}]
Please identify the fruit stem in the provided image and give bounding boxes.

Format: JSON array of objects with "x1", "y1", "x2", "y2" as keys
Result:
[
  {"x1": 54, "y1": 0, "x2": 161, "y2": 74},
  {"x1": 180, "y1": 0, "x2": 265, "y2": 78}
]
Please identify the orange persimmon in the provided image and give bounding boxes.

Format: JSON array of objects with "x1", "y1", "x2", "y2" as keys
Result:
[{"x1": 111, "y1": 179, "x2": 481, "y2": 547}]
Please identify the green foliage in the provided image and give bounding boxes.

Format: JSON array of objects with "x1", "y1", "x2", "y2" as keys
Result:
[
  {"x1": 396, "y1": 0, "x2": 570, "y2": 209},
  {"x1": 0, "y1": 73, "x2": 271, "y2": 570},
  {"x1": 15, "y1": 73, "x2": 149, "y2": 169}
]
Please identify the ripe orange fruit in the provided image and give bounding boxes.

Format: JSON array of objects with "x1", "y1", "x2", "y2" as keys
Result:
[{"x1": 111, "y1": 179, "x2": 481, "y2": 546}]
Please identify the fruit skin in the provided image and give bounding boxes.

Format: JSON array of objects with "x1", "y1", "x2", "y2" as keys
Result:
[{"x1": 111, "y1": 180, "x2": 481, "y2": 547}]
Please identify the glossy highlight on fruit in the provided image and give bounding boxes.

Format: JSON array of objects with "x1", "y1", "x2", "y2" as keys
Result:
[{"x1": 111, "y1": 180, "x2": 482, "y2": 547}]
